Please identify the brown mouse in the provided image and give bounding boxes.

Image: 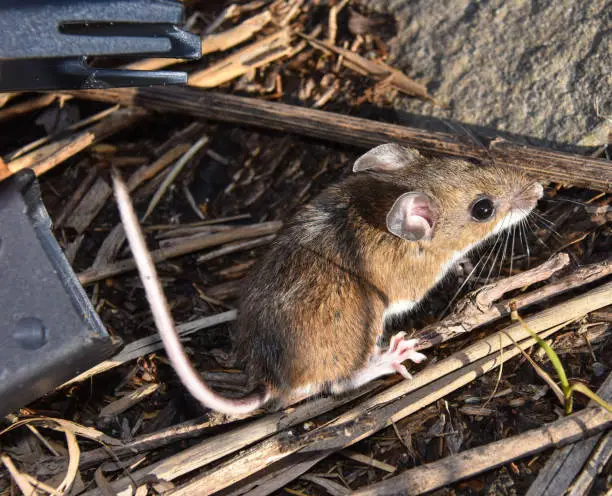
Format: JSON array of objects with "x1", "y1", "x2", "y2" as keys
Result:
[{"x1": 112, "y1": 143, "x2": 543, "y2": 416}]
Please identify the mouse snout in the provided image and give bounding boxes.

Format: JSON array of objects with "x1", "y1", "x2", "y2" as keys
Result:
[
  {"x1": 511, "y1": 181, "x2": 543, "y2": 211},
  {"x1": 531, "y1": 182, "x2": 544, "y2": 200}
]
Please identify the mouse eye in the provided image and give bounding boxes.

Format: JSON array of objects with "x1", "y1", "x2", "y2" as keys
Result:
[{"x1": 470, "y1": 197, "x2": 496, "y2": 222}]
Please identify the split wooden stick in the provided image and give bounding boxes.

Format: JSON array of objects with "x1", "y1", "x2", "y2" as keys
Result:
[
  {"x1": 352, "y1": 403, "x2": 612, "y2": 496},
  {"x1": 77, "y1": 221, "x2": 282, "y2": 285},
  {"x1": 79, "y1": 281, "x2": 612, "y2": 496},
  {"x1": 65, "y1": 87, "x2": 612, "y2": 192}
]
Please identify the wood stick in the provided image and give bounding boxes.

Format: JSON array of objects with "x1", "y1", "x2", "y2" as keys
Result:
[
  {"x1": 90, "y1": 281, "x2": 611, "y2": 496},
  {"x1": 81, "y1": 385, "x2": 381, "y2": 496},
  {"x1": 2, "y1": 108, "x2": 146, "y2": 181},
  {"x1": 64, "y1": 177, "x2": 112, "y2": 234},
  {"x1": 416, "y1": 257, "x2": 611, "y2": 348},
  {"x1": 352, "y1": 406, "x2": 612, "y2": 496},
  {"x1": 98, "y1": 383, "x2": 160, "y2": 420},
  {"x1": 300, "y1": 474, "x2": 350, "y2": 496},
  {"x1": 0, "y1": 93, "x2": 56, "y2": 122},
  {"x1": 196, "y1": 234, "x2": 276, "y2": 263},
  {"x1": 65, "y1": 87, "x2": 612, "y2": 192},
  {"x1": 525, "y1": 372, "x2": 612, "y2": 496},
  {"x1": 566, "y1": 431, "x2": 612, "y2": 496},
  {"x1": 189, "y1": 29, "x2": 292, "y2": 88},
  {"x1": 59, "y1": 310, "x2": 237, "y2": 387},
  {"x1": 54, "y1": 166, "x2": 98, "y2": 227},
  {"x1": 89, "y1": 145, "x2": 192, "y2": 268},
  {"x1": 77, "y1": 416, "x2": 236, "y2": 470},
  {"x1": 77, "y1": 221, "x2": 282, "y2": 285},
  {"x1": 6, "y1": 104, "x2": 120, "y2": 161},
  {"x1": 472, "y1": 253, "x2": 570, "y2": 306},
  {"x1": 164, "y1": 282, "x2": 612, "y2": 495},
  {"x1": 232, "y1": 457, "x2": 324, "y2": 496},
  {"x1": 168, "y1": 327, "x2": 566, "y2": 496}
]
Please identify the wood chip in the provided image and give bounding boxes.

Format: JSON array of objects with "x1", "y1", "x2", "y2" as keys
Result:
[
  {"x1": 98, "y1": 383, "x2": 160, "y2": 419},
  {"x1": 189, "y1": 28, "x2": 293, "y2": 88},
  {"x1": 55, "y1": 166, "x2": 98, "y2": 227},
  {"x1": 78, "y1": 221, "x2": 282, "y2": 285},
  {"x1": 301, "y1": 474, "x2": 350, "y2": 496},
  {"x1": 341, "y1": 450, "x2": 397, "y2": 473},
  {"x1": 0, "y1": 93, "x2": 56, "y2": 122},
  {"x1": 4, "y1": 107, "x2": 146, "y2": 181},
  {"x1": 353, "y1": 406, "x2": 612, "y2": 496},
  {"x1": 64, "y1": 177, "x2": 112, "y2": 234}
]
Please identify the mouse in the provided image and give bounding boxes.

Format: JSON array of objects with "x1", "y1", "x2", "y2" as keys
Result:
[{"x1": 112, "y1": 143, "x2": 544, "y2": 417}]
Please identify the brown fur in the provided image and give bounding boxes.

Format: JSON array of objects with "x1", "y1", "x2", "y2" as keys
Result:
[{"x1": 235, "y1": 152, "x2": 541, "y2": 405}]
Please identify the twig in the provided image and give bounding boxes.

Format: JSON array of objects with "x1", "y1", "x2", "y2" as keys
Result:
[
  {"x1": 98, "y1": 384, "x2": 160, "y2": 420},
  {"x1": 142, "y1": 136, "x2": 209, "y2": 221},
  {"x1": 123, "y1": 9, "x2": 272, "y2": 72},
  {"x1": 77, "y1": 221, "x2": 282, "y2": 284},
  {"x1": 0, "y1": 93, "x2": 56, "y2": 122},
  {"x1": 64, "y1": 87, "x2": 612, "y2": 192},
  {"x1": 203, "y1": 4, "x2": 240, "y2": 35},
  {"x1": 100, "y1": 281, "x2": 610, "y2": 496},
  {"x1": 341, "y1": 450, "x2": 396, "y2": 473},
  {"x1": 59, "y1": 310, "x2": 237, "y2": 387},
  {"x1": 566, "y1": 430, "x2": 612, "y2": 496},
  {"x1": 474, "y1": 252, "x2": 570, "y2": 307},
  {"x1": 64, "y1": 177, "x2": 112, "y2": 234},
  {"x1": 352, "y1": 405, "x2": 611, "y2": 496},
  {"x1": 189, "y1": 29, "x2": 293, "y2": 88},
  {"x1": 6, "y1": 104, "x2": 120, "y2": 161},
  {"x1": 327, "y1": 0, "x2": 351, "y2": 44},
  {"x1": 0, "y1": 92, "x2": 19, "y2": 108},
  {"x1": 81, "y1": 385, "x2": 379, "y2": 496},
  {"x1": 300, "y1": 474, "x2": 350, "y2": 496},
  {"x1": 78, "y1": 415, "x2": 241, "y2": 470},
  {"x1": 525, "y1": 372, "x2": 612, "y2": 496},
  {"x1": 202, "y1": 10, "x2": 273, "y2": 55},
  {"x1": 1, "y1": 454, "x2": 39, "y2": 495},
  {"x1": 196, "y1": 234, "x2": 276, "y2": 263},
  {"x1": 2, "y1": 108, "x2": 146, "y2": 181},
  {"x1": 55, "y1": 166, "x2": 98, "y2": 227},
  {"x1": 415, "y1": 256, "x2": 611, "y2": 348}
]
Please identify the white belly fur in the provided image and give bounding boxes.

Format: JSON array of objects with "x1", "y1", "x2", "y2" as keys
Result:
[{"x1": 383, "y1": 299, "x2": 417, "y2": 322}]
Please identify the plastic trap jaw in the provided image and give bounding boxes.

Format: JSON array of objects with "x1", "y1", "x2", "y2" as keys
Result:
[
  {"x1": 0, "y1": 1, "x2": 203, "y2": 415},
  {"x1": 0, "y1": 0, "x2": 202, "y2": 91},
  {"x1": 0, "y1": 170, "x2": 121, "y2": 416}
]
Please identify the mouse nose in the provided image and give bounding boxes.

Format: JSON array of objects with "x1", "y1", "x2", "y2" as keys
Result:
[{"x1": 532, "y1": 182, "x2": 544, "y2": 199}]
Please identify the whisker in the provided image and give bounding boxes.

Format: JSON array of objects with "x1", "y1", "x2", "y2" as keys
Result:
[
  {"x1": 481, "y1": 216, "x2": 509, "y2": 285},
  {"x1": 541, "y1": 197, "x2": 593, "y2": 208},
  {"x1": 530, "y1": 211, "x2": 563, "y2": 239},
  {"x1": 497, "y1": 224, "x2": 511, "y2": 279},
  {"x1": 525, "y1": 213, "x2": 552, "y2": 253},
  {"x1": 520, "y1": 219, "x2": 531, "y2": 267},
  {"x1": 475, "y1": 230, "x2": 503, "y2": 283},
  {"x1": 438, "y1": 257, "x2": 485, "y2": 318},
  {"x1": 509, "y1": 225, "x2": 516, "y2": 276},
  {"x1": 484, "y1": 228, "x2": 506, "y2": 286}
]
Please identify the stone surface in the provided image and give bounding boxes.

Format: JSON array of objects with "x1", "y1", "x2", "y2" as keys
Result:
[{"x1": 360, "y1": 0, "x2": 611, "y2": 147}]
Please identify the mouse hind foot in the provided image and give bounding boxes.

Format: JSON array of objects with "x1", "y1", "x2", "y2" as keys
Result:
[{"x1": 330, "y1": 332, "x2": 427, "y2": 395}]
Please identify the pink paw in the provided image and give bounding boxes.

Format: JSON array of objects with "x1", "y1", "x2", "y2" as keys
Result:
[{"x1": 379, "y1": 332, "x2": 427, "y2": 380}]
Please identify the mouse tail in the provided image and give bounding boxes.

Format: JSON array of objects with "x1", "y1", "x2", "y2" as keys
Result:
[{"x1": 111, "y1": 171, "x2": 270, "y2": 416}]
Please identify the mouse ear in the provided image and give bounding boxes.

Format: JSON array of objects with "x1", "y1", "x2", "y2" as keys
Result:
[
  {"x1": 386, "y1": 192, "x2": 436, "y2": 241},
  {"x1": 353, "y1": 143, "x2": 422, "y2": 173}
]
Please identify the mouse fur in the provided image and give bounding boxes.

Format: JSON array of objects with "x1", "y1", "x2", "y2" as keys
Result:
[{"x1": 235, "y1": 144, "x2": 543, "y2": 408}]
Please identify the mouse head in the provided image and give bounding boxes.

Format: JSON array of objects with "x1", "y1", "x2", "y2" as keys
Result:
[{"x1": 353, "y1": 143, "x2": 544, "y2": 253}]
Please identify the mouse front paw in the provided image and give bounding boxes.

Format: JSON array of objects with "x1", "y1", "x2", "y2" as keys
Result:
[{"x1": 379, "y1": 332, "x2": 427, "y2": 380}]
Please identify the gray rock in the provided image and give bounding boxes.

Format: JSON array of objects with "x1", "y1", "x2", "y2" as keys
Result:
[{"x1": 359, "y1": 0, "x2": 611, "y2": 147}]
